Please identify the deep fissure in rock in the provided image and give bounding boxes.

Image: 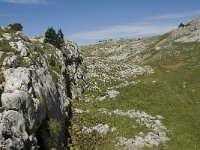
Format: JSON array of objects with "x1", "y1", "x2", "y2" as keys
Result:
[
  {"x1": 64, "y1": 73, "x2": 72, "y2": 99},
  {"x1": 36, "y1": 119, "x2": 49, "y2": 150},
  {"x1": 65, "y1": 103, "x2": 73, "y2": 150},
  {"x1": 0, "y1": 86, "x2": 3, "y2": 107}
]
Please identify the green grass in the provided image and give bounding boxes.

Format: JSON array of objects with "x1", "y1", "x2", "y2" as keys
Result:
[
  {"x1": 73, "y1": 32, "x2": 200, "y2": 149},
  {"x1": 0, "y1": 40, "x2": 13, "y2": 52},
  {"x1": 0, "y1": 28, "x2": 4, "y2": 38},
  {"x1": 73, "y1": 65, "x2": 200, "y2": 149},
  {"x1": 49, "y1": 70, "x2": 59, "y2": 85},
  {"x1": 48, "y1": 56, "x2": 62, "y2": 86},
  {"x1": 0, "y1": 72, "x2": 5, "y2": 84},
  {"x1": 48, "y1": 118, "x2": 61, "y2": 136},
  {"x1": 18, "y1": 57, "x2": 30, "y2": 68}
]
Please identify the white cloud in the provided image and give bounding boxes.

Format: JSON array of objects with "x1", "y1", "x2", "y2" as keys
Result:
[
  {"x1": 69, "y1": 10, "x2": 200, "y2": 43},
  {"x1": 0, "y1": 0, "x2": 46, "y2": 4},
  {"x1": 145, "y1": 10, "x2": 200, "y2": 20},
  {"x1": 68, "y1": 23, "x2": 176, "y2": 40}
]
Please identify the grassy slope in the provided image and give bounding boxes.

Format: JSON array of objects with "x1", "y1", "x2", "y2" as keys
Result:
[{"x1": 70, "y1": 26, "x2": 200, "y2": 149}]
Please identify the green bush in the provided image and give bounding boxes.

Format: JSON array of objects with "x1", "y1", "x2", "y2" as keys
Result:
[
  {"x1": 9, "y1": 23, "x2": 23, "y2": 31},
  {"x1": 178, "y1": 23, "x2": 185, "y2": 28}
]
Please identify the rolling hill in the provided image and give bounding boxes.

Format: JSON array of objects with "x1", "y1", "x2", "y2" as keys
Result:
[{"x1": 70, "y1": 17, "x2": 200, "y2": 150}]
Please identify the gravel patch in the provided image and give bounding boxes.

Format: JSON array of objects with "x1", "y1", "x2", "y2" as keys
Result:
[
  {"x1": 107, "y1": 90, "x2": 120, "y2": 98},
  {"x1": 98, "y1": 90, "x2": 120, "y2": 101},
  {"x1": 98, "y1": 108, "x2": 169, "y2": 149},
  {"x1": 82, "y1": 124, "x2": 117, "y2": 134},
  {"x1": 74, "y1": 108, "x2": 89, "y2": 114},
  {"x1": 2, "y1": 33, "x2": 11, "y2": 40},
  {"x1": 175, "y1": 27, "x2": 200, "y2": 42},
  {"x1": 109, "y1": 52, "x2": 129, "y2": 61}
]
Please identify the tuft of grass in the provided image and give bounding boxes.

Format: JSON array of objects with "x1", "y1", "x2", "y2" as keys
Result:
[
  {"x1": 18, "y1": 57, "x2": 30, "y2": 68},
  {"x1": 48, "y1": 118, "x2": 61, "y2": 136},
  {"x1": 0, "y1": 40, "x2": 14, "y2": 53},
  {"x1": 0, "y1": 28, "x2": 4, "y2": 38},
  {"x1": 46, "y1": 118, "x2": 62, "y2": 149},
  {"x1": 69, "y1": 111, "x2": 105, "y2": 150},
  {"x1": 49, "y1": 70, "x2": 59, "y2": 85},
  {"x1": 49, "y1": 56, "x2": 56, "y2": 66},
  {"x1": 75, "y1": 31, "x2": 200, "y2": 150},
  {"x1": 0, "y1": 73, "x2": 5, "y2": 84},
  {"x1": 35, "y1": 91, "x2": 46, "y2": 106}
]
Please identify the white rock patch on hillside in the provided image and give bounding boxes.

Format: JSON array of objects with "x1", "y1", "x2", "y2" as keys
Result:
[
  {"x1": 175, "y1": 28, "x2": 200, "y2": 42},
  {"x1": 9, "y1": 41, "x2": 28, "y2": 57},
  {"x1": 107, "y1": 90, "x2": 120, "y2": 98},
  {"x1": 119, "y1": 65, "x2": 154, "y2": 77},
  {"x1": 98, "y1": 90, "x2": 120, "y2": 101},
  {"x1": 74, "y1": 108, "x2": 89, "y2": 114},
  {"x1": 109, "y1": 52, "x2": 130, "y2": 61},
  {"x1": 98, "y1": 108, "x2": 169, "y2": 149},
  {"x1": 82, "y1": 124, "x2": 117, "y2": 134},
  {"x1": 2, "y1": 33, "x2": 11, "y2": 40}
]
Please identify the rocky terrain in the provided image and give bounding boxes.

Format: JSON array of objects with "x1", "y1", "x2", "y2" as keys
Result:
[
  {"x1": 0, "y1": 26, "x2": 86, "y2": 149},
  {"x1": 0, "y1": 17, "x2": 200, "y2": 150},
  {"x1": 71, "y1": 17, "x2": 200, "y2": 149}
]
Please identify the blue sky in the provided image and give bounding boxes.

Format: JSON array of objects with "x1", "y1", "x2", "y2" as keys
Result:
[{"x1": 0, "y1": 0, "x2": 200, "y2": 45}]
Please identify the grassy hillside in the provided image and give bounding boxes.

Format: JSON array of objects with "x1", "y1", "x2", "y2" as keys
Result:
[{"x1": 70, "y1": 18, "x2": 200, "y2": 150}]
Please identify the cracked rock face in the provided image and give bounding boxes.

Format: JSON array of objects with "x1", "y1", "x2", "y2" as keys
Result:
[
  {"x1": 0, "y1": 27, "x2": 85, "y2": 149},
  {"x1": 0, "y1": 110, "x2": 28, "y2": 150}
]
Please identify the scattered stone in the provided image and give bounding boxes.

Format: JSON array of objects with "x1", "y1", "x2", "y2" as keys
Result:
[
  {"x1": 175, "y1": 27, "x2": 200, "y2": 42},
  {"x1": 9, "y1": 41, "x2": 28, "y2": 57},
  {"x1": 111, "y1": 127, "x2": 117, "y2": 132},
  {"x1": 109, "y1": 52, "x2": 129, "y2": 61},
  {"x1": 107, "y1": 90, "x2": 120, "y2": 98},
  {"x1": 98, "y1": 109, "x2": 169, "y2": 149},
  {"x1": 74, "y1": 108, "x2": 89, "y2": 114},
  {"x1": 82, "y1": 124, "x2": 110, "y2": 134},
  {"x1": 3, "y1": 55, "x2": 18, "y2": 67},
  {"x1": 99, "y1": 96, "x2": 107, "y2": 101},
  {"x1": 2, "y1": 33, "x2": 11, "y2": 40}
]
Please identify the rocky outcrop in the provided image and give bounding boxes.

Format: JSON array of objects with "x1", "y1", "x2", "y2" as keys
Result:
[{"x1": 0, "y1": 27, "x2": 86, "y2": 149}]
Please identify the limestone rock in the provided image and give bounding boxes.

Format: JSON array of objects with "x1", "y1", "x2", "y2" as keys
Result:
[{"x1": 0, "y1": 26, "x2": 86, "y2": 150}]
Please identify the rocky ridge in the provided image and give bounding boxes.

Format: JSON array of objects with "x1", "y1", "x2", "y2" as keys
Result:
[{"x1": 0, "y1": 26, "x2": 86, "y2": 149}]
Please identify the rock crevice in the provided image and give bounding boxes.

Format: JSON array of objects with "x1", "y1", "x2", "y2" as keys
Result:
[{"x1": 0, "y1": 27, "x2": 85, "y2": 149}]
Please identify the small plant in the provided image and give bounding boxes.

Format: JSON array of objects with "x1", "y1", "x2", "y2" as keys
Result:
[
  {"x1": 48, "y1": 118, "x2": 61, "y2": 136},
  {"x1": 0, "y1": 40, "x2": 13, "y2": 52},
  {"x1": 49, "y1": 56, "x2": 56, "y2": 66},
  {"x1": 50, "y1": 70, "x2": 58, "y2": 85},
  {"x1": 9, "y1": 23, "x2": 23, "y2": 31},
  {"x1": 69, "y1": 113, "x2": 104, "y2": 150},
  {"x1": 75, "y1": 56, "x2": 83, "y2": 66},
  {"x1": 46, "y1": 118, "x2": 62, "y2": 149},
  {"x1": 0, "y1": 73, "x2": 5, "y2": 84}
]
